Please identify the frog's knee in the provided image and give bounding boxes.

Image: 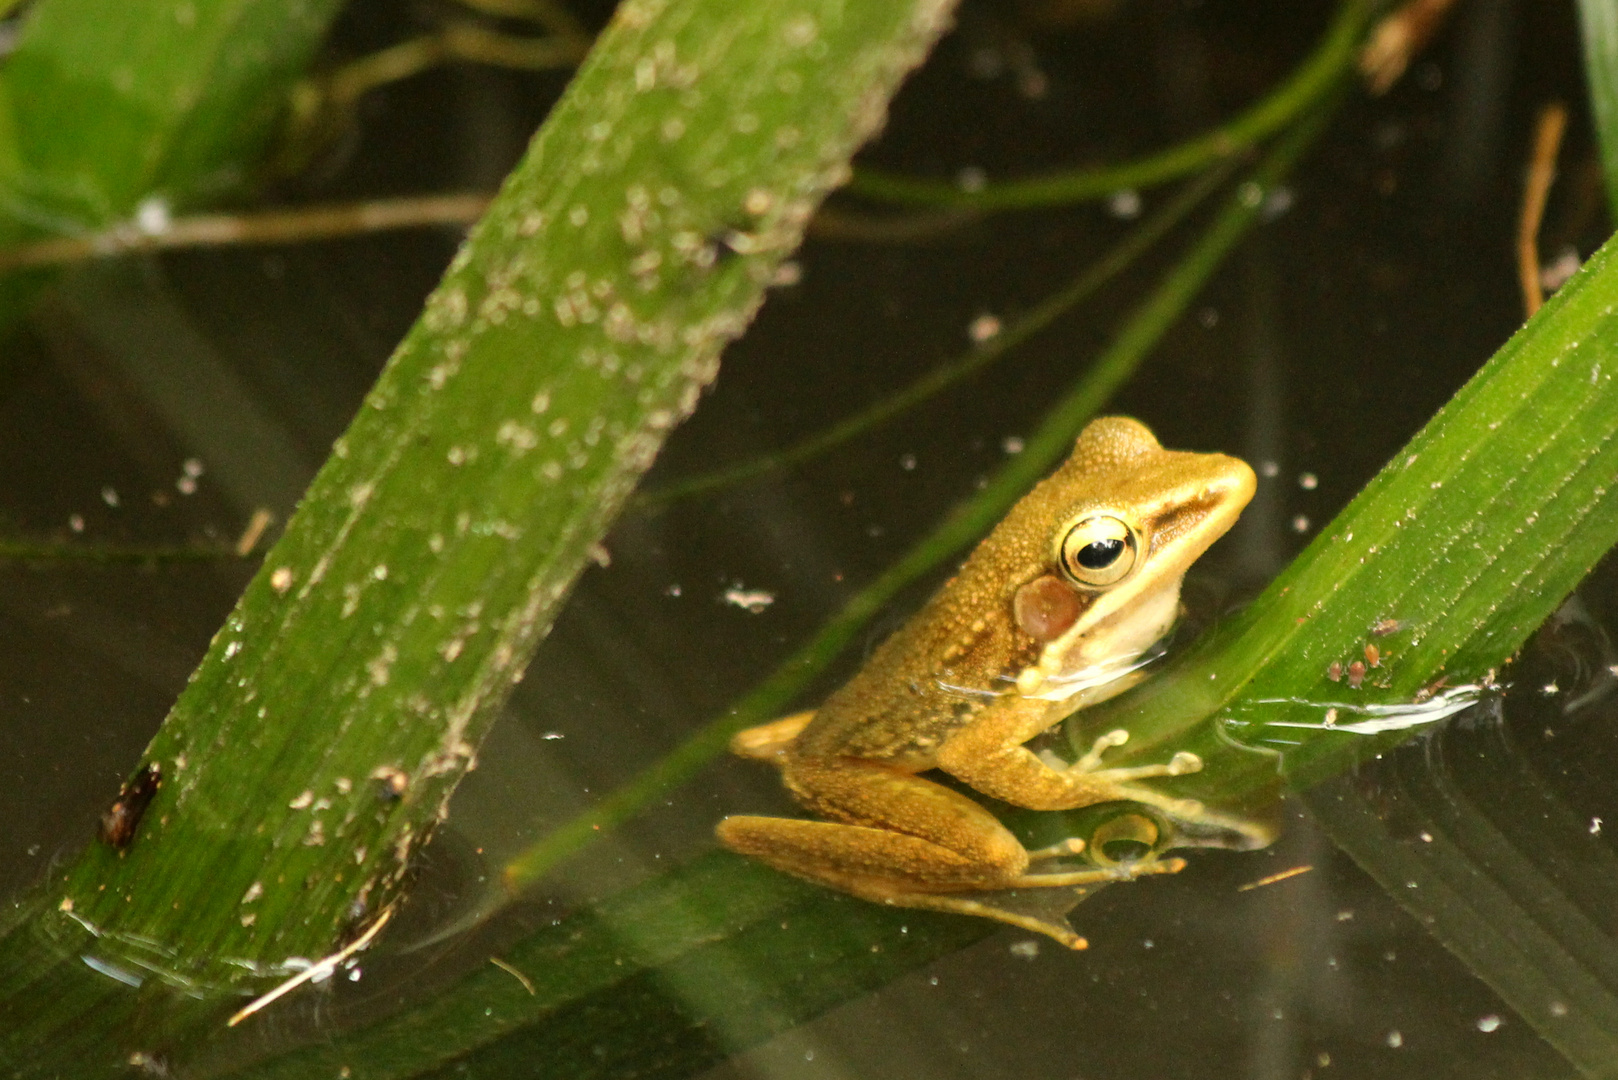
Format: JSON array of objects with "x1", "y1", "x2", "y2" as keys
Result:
[
  {"x1": 969, "y1": 829, "x2": 1030, "y2": 880},
  {"x1": 729, "y1": 711, "x2": 816, "y2": 762},
  {"x1": 716, "y1": 814, "x2": 790, "y2": 859}
]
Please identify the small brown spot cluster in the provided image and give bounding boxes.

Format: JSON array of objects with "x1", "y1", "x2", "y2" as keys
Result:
[
  {"x1": 99, "y1": 763, "x2": 162, "y2": 849},
  {"x1": 1326, "y1": 621, "x2": 1401, "y2": 689},
  {"x1": 1326, "y1": 659, "x2": 1368, "y2": 689}
]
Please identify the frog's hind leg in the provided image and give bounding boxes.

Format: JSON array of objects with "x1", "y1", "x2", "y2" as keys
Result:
[
  {"x1": 717, "y1": 812, "x2": 1089, "y2": 949},
  {"x1": 716, "y1": 808, "x2": 1181, "y2": 950},
  {"x1": 719, "y1": 759, "x2": 1136, "y2": 949},
  {"x1": 721, "y1": 758, "x2": 1033, "y2": 891},
  {"x1": 719, "y1": 759, "x2": 1199, "y2": 949}
]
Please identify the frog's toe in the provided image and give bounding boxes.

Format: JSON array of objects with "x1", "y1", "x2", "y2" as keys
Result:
[
  {"x1": 1025, "y1": 836, "x2": 1087, "y2": 862},
  {"x1": 1166, "y1": 750, "x2": 1202, "y2": 776},
  {"x1": 1074, "y1": 728, "x2": 1131, "y2": 771}
]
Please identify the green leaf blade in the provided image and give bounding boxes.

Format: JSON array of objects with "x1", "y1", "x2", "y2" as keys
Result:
[
  {"x1": 0, "y1": 0, "x2": 345, "y2": 225},
  {"x1": 0, "y1": 0, "x2": 964, "y2": 1068}
]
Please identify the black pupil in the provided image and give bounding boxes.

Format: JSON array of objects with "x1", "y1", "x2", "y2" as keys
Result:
[{"x1": 1077, "y1": 537, "x2": 1125, "y2": 569}]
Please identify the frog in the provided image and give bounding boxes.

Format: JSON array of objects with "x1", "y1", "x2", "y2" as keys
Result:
[{"x1": 716, "y1": 416, "x2": 1259, "y2": 948}]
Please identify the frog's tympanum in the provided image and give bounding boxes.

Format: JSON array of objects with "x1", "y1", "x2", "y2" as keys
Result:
[{"x1": 717, "y1": 417, "x2": 1258, "y2": 947}]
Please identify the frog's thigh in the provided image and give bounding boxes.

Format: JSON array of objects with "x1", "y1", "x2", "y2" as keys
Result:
[
  {"x1": 721, "y1": 759, "x2": 1030, "y2": 890},
  {"x1": 719, "y1": 815, "x2": 1017, "y2": 894}
]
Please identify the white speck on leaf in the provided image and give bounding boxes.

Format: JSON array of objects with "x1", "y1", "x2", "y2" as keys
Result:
[
  {"x1": 782, "y1": 13, "x2": 817, "y2": 45},
  {"x1": 367, "y1": 644, "x2": 397, "y2": 687},
  {"x1": 497, "y1": 421, "x2": 540, "y2": 453}
]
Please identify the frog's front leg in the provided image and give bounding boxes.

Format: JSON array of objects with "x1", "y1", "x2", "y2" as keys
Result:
[{"x1": 935, "y1": 696, "x2": 1203, "y2": 817}]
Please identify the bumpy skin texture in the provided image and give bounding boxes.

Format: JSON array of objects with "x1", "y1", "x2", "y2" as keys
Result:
[{"x1": 718, "y1": 417, "x2": 1257, "y2": 947}]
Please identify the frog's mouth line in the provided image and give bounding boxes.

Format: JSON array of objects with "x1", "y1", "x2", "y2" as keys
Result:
[{"x1": 1018, "y1": 637, "x2": 1170, "y2": 702}]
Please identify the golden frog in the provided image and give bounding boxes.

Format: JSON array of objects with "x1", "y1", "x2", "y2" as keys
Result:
[{"x1": 718, "y1": 416, "x2": 1258, "y2": 947}]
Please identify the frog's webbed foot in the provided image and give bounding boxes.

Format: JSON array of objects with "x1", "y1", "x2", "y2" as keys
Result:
[
  {"x1": 1073, "y1": 728, "x2": 1201, "y2": 779},
  {"x1": 1066, "y1": 734, "x2": 1276, "y2": 850},
  {"x1": 1063, "y1": 728, "x2": 1207, "y2": 819},
  {"x1": 919, "y1": 849, "x2": 1189, "y2": 950},
  {"x1": 864, "y1": 890, "x2": 1093, "y2": 950}
]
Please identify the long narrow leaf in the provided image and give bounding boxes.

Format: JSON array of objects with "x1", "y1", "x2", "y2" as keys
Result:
[
  {"x1": 1578, "y1": 0, "x2": 1618, "y2": 225},
  {"x1": 0, "y1": 0, "x2": 960, "y2": 1069}
]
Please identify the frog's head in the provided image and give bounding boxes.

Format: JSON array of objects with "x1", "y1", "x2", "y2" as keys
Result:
[{"x1": 1008, "y1": 417, "x2": 1255, "y2": 699}]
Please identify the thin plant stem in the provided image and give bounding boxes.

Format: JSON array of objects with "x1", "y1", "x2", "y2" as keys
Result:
[
  {"x1": 453, "y1": 0, "x2": 589, "y2": 41},
  {"x1": 845, "y1": 0, "x2": 1373, "y2": 211},
  {"x1": 504, "y1": 103, "x2": 1334, "y2": 891},
  {"x1": 1518, "y1": 102, "x2": 1568, "y2": 318},
  {"x1": 0, "y1": 510, "x2": 271, "y2": 564},
  {"x1": 324, "y1": 23, "x2": 588, "y2": 104},
  {"x1": 638, "y1": 157, "x2": 1241, "y2": 508},
  {"x1": 0, "y1": 540, "x2": 238, "y2": 562},
  {"x1": 0, "y1": 193, "x2": 493, "y2": 272}
]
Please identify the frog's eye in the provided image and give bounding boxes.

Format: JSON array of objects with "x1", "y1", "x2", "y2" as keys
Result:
[{"x1": 1057, "y1": 515, "x2": 1140, "y2": 588}]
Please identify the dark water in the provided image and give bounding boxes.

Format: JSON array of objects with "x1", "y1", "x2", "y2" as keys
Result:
[{"x1": 3, "y1": 0, "x2": 1616, "y2": 1077}]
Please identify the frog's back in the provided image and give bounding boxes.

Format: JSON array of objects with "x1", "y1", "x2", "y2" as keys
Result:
[
  {"x1": 790, "y1": 588, "x2": 1035, "y2": 767},
  {"x1": 790, "y1": 463, "x2": 1077, "y2": 767}
]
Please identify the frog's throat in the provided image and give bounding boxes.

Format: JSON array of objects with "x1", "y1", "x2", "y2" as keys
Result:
[{"x1": 1015, "y1": 583, "x2": 1181, "y2": 698}]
